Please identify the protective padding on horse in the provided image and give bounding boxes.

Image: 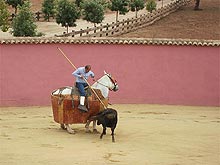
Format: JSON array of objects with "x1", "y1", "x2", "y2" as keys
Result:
[{"x1": 51, "y1": 87, "x2": 108, "y2": 124}]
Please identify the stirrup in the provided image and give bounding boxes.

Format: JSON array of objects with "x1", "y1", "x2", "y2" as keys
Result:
[{"x1": 78, "y1": 105, "x2": 88, "y2": 112}]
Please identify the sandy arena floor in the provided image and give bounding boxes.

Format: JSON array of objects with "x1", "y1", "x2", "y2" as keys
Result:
[{"x1": 0, "y1": 104, "x2": 219, "y2": 165}]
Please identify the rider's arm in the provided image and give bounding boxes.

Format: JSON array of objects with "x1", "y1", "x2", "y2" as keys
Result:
[
  {"x1": 90, "y1": 71, "x2": 95, "y2": 78},
  {"x1": 72, "y1": 68, "x2": 82, "y2": 78}
]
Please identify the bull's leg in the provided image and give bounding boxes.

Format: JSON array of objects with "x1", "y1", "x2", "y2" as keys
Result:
[
  {"x1": 65, "y1": 124, "x2": 75, "y2": 134},
  {"x1": 111, "y1": 127, "x2": 115, "y2": 142},
  {"x1": 100, "y1": 127, "x2": 106, "y2": 139}
]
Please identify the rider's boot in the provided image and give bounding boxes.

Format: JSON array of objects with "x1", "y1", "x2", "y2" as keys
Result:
[{"x1": 78, "y1": 96, "x2": 88, "y2": 112}]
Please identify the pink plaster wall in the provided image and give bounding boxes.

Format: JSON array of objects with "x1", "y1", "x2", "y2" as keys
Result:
[{"x1": 0, "y1": 43, "x2": 219, "y2": 106}]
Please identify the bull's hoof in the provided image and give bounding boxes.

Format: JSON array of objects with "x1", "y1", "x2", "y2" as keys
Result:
[{"x1": 93, "y1": 129, "x2": 100, "y2": 134}]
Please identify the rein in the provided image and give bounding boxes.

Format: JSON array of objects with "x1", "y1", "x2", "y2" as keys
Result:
[
  {"x1": 95, "y1": 74, "x2": 117, "y2": 91},
  {"x1": 96, "y1": 81, "x2": 109, "y2": 89}
]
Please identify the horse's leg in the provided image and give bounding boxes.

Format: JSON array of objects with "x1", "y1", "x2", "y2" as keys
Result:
[
  {"x1": 60, "y1": 124, "x2": 66, "y2": 130},
  {"x1": 65, "y1": 124, "x2": 75, "y2": 134},
  {"x1": 92, "y1": 120, "x2": 99, "y2": 134},
  {"x1": 85, "y1": 120, "x2": 92, "y2": 133}
]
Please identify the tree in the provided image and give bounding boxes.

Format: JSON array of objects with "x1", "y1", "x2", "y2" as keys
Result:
[
  {"x1": 56, "y1": 0, "x2": 80, "y2": 33},
  {"x1": 81, "y1": 0, "x2": 104, "y2": 26},
  {"x1": 42, "y1": 0, "x2": 56, "y2": 21},
  {"x1": 194, "y1": 0, "x2": 201, "y2": 10},
  {"x1": 109, "y1": 0, "x2": 130, "y2": 22},
  {"x1": 5, "y1": 0, "x2": 24, "y2": 14},
  {"x1": 0, "y1": 0, "x2": 10, "y2": 32},
  {"x1": 11, "y1": 0, "x2": 37, "y2": 36},
  {"x1": 75, "y1": 0, "x2": 83, "y2": 8},
  {"x1": 146, "y1": 0, "x2": 156, "y2": 13},
  {"x1": 130, "y1": 0, "x2": 144, "y2": 18}
]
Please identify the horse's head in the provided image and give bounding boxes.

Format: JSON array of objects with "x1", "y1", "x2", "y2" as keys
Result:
[
  {"x1": 103, "y1": 71, "x2": 119, "y2": 92},
  {"x1": 91, "y1": 71, "x2": 119, "y2": 98}
]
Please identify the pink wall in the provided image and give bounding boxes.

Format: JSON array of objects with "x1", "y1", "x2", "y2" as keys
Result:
[{"x1": 0, "y1": 43, "x2": 219, "y2": 106}]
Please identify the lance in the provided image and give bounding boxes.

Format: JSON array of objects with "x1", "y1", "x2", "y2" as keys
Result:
[{"x1": 57, "y1": 47, "x2": 107, "y2": 109}]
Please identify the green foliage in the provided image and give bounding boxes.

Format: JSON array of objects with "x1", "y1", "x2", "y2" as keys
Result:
[
  {"x1": 42, "y1": 0, "x2": 56, "y2": 21},
  {"x1": 5, "y1": 0, "x2": 24, "y2": 14},
  {"x1": 0, "y1": 0, "x2": 10, "y2": 32},
  {"x1": 130, "y1": 0, "x2": 144, "y2": 17},
  {"x1": 56, "y1": 0, "x2": 80, "y2": 33},
  {"x1": 75, "y1": 0, "x2": 83, "y2": 8},
  {"x1": 96, "y1": 0, "x2": 110, "y2": 10},
  {"x1": 81, "y1": 0, "x2": 104, "y2": 25},
  {"x1": 11, "y1": 0, "x2": 37, "y2": 36},
  {"x1": 146, "y1": 0, "x2": 156, "y2": 13},
  {"x1": 110, "y1": 0, "x2": 130, "y2": 22},
  {"x1": 110, "y1": 0, "x2": 130, "y2": 14}
]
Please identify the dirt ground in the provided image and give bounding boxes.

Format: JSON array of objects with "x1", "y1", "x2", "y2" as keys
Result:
[
  {"x1": 0, "y1": 104, "x2": 219, "y2": 165},
  {"x1": 1, "y1": 1, "x2": 220, "y2": 164}
]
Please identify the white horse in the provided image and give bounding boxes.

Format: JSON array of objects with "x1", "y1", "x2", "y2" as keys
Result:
[{"x1": 53, "y1": 71, "x2": 119, "y2": 134}]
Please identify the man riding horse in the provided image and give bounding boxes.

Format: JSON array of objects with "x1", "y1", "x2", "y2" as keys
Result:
[{"x1": 72, "y1": 65, "x2": 95, "y2": 112}]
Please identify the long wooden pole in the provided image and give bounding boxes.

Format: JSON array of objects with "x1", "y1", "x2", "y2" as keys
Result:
[{"x1": 57, "y1": 47, "x2": 107, "y2": 109}]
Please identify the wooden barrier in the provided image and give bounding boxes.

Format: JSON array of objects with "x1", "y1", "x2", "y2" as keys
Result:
[{"x1": 56, "y1": 0, "x2": 190, "y2": 38}]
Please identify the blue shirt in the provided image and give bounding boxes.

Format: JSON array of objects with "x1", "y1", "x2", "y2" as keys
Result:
[{"x1": 72, "y1": 67, "x2": 95, "y2": 83}]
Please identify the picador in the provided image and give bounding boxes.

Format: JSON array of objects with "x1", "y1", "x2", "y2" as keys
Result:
[{"x1": 72, "y1": 65, "x2": 95, "y2": 112}]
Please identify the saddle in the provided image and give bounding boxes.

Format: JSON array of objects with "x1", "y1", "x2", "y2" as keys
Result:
[{"x1": 70, "y1": 86, "x2": 94, "y2": 110}]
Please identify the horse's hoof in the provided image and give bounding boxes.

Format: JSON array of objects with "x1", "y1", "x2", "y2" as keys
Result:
[
  {"x1": 60, "y1": 124, "x2": 67, "y2": 130},
  {"x1": 86, "y1": 130, "x2": 92, "y2": 133},
  {"x1": 67, "y1": 130, "x2": 75, "y2": 134},
  {"x1": 93, "y1": 129, "x2": 100, "y2": 134},
  {"x1": 66, "y1": 128, "x2": 75, "y2": 134}
]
